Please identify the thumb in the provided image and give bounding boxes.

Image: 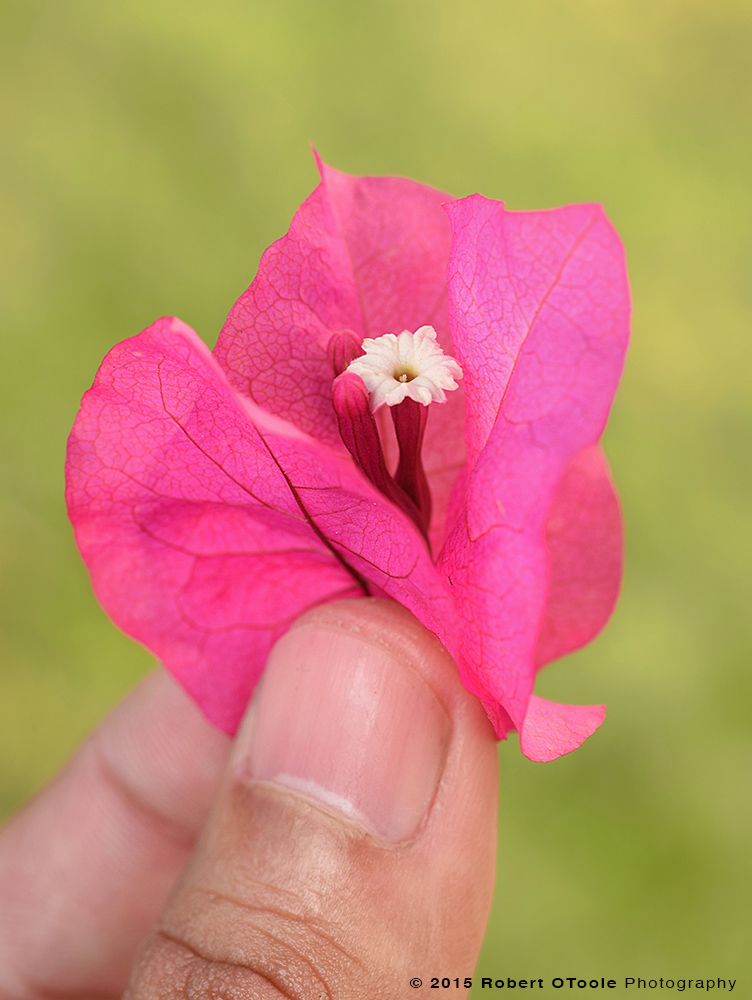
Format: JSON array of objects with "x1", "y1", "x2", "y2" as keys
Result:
[{"x1": 126, "y1": 598, "x2": 499, "y2": 999}]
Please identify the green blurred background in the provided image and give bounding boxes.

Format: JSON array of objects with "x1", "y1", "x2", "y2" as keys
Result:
[{"x1": 1, "y1": 0, "x2": 750, "y2": 991}]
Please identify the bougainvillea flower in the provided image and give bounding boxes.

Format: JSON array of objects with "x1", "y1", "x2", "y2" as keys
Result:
[{"x1": 66, "y1": 157, "x2": 630, "y2": 762}]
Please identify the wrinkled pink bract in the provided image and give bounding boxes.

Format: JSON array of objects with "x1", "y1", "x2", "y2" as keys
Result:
[{"x1": 66, "y1": 157, "x2": 630, "y2": 762}]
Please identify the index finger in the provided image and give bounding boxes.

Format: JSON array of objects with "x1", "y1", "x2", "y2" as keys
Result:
[{"x1": 0, "y1": 669, "x2": 230, "y2": 999}]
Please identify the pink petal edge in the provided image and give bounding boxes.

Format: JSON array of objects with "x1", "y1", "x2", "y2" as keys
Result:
[
  {"x1": 519, "y1": 695, "x2": 607, "y2": 763},
  {"x1": 535, "y1": 444, "x2": 623, "y2": 669}
]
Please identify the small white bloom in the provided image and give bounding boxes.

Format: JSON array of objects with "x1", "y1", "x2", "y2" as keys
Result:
[{"x1": 346, "y1": 325, "x2": 463, "y2": 411}]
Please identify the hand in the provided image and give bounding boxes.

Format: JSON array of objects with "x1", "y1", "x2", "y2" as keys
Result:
[{"x1": 0, "y1": 599, "x2": 498, "y2": 998}]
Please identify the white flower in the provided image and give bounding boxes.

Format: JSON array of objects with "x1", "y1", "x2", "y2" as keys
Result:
[{"x1": 345, "y1": 325, "x2": 463, "y2": 411}]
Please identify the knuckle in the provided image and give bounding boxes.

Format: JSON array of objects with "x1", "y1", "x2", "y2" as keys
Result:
[
  {"x1": 127, "y1": 929, "x2": 306, "y2": 999},
  {"x1": 127, "y1": 884, "x2": 369, "y2": 1000}
]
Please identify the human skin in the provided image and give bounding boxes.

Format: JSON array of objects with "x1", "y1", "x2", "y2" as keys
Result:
[{"x1": 0, "y1": 599, "x2": 499, "y2": 999}]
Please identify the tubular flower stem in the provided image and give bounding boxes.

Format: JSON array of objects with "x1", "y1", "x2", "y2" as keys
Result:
[
  {"x1": 391, "y1": 398, "x2": 431, "y2": 536},
  {"x1": 331, "y1": 372, "x2": 426, "y2": 539}
]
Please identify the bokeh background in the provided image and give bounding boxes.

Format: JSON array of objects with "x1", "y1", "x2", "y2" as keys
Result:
[{"x1": 1, "y1": 0, "x2": 750, "y2": 991}]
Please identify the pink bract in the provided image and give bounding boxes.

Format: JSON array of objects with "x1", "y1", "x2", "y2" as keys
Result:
[{"x1": 66, "y1": 158, "x2": 630, "y2": 762}]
